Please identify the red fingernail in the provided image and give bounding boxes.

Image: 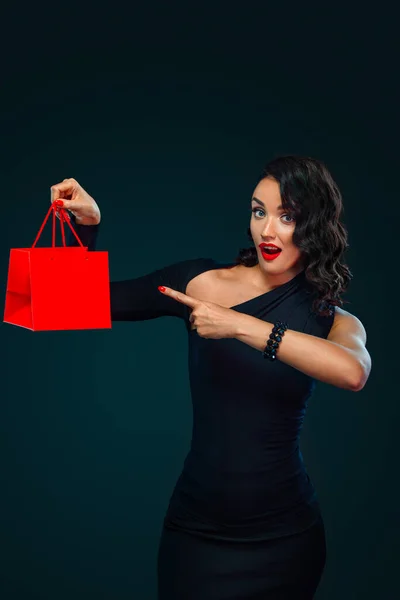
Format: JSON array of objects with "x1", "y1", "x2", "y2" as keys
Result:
[
  {"x1": 158, "y1": 286, "x2": 166, "y2": 292},
  {"x1": 55, "y1": 199, "x2": 64, "y2": 207}
]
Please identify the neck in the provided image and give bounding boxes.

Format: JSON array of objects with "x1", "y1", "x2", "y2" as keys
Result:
[{"x1": 249, "y1": 261, "x2": 305, "y2": 291}]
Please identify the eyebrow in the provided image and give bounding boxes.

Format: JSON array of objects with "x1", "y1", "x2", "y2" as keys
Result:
[{"x1": 251, "y1": 197, "x2": 283, "y2": 210}]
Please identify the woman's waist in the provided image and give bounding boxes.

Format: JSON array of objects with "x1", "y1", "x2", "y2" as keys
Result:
[
  {"x1": 176, "y1": 455, "x2": 314, "y2": 516},
  {"x1": 179, "y1": 464, "x2": 313, "y2": 500},
  {"x1": 184, "y1": 443, "x2": 305, "y2": 482},
  {"x1": 166, "y1": 469, "x2": 319, "y2": 535}
]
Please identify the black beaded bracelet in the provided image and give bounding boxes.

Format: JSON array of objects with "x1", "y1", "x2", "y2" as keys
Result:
[{"x1": 262, "y1": 320, "x2": 288, "y2": 361}]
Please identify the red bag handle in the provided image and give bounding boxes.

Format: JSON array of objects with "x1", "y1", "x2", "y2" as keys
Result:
[{"x1": 31, "y1": 201, "x2": 85, "y2": 249}]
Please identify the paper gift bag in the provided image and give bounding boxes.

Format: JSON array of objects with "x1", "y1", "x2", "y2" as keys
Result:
[{"x1": 3, "y1": 201, "x2": 111, "y2": 331}]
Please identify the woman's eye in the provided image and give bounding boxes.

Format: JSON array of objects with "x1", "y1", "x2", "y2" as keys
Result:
[
  {"x1": 251, "y1": 208, "x2": 264, "y2": 218},
  {"x1": 281, "y1": 214, "x2": 295, "y2": 223},
  {"x1": 251, "y1": 208, "x2": 295, "y2": 223}
]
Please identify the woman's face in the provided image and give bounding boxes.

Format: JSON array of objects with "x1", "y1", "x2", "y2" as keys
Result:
[{"x1": 250, "y1": 177, "x2": 304, "y2": 276}]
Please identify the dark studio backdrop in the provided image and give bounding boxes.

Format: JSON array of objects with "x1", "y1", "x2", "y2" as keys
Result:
[{"x1": 0, "y1": 3, "x2": 397, "y2": 599}]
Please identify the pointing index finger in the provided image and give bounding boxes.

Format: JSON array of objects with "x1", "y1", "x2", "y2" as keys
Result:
[{"x1": 158, "y1": 286, "x2": 199, "y2": 308}]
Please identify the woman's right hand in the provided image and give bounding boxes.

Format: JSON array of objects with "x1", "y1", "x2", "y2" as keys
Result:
[{"x1": 50, "y1": 178, "x2": 101, "y2": 225}]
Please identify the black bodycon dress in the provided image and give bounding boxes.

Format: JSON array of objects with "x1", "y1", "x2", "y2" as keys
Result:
[{"x1": 67, "y1": 217, "x2": 335, "y2": 599}]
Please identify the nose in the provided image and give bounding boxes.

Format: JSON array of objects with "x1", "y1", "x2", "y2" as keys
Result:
[{"x1": 261, "y1": 217, "x2": 277, "y2": 239}]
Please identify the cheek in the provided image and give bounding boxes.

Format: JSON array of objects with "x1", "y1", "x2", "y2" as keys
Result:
[
  {"x1": 281, "y1": 233, "x2": 302, "y2": 257},
  {"x1": 276, "y1": 228, "x2": 293, "y2": 245}
]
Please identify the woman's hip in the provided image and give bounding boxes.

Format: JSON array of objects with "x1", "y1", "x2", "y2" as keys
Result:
[{"x1": 157, "y1": 515, "x2": 327, "y2": 599}]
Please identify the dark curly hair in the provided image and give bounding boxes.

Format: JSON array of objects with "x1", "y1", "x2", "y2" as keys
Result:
[{"x1": 235, "y1": 155, "x2": 353, "y2": 317}]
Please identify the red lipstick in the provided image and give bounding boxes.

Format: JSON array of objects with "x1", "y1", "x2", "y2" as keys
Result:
[{"x1": 259, "y1": 243, "x2": 282, "y2": 261}]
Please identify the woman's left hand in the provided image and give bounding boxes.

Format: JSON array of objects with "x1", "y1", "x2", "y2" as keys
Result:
[{"x1": 158, "y1": 286, "x2": 240, "y2": 339}]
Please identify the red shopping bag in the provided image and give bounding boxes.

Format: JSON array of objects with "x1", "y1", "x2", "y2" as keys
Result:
[{"x1": 3, "y1": 201, "x2": 111, "y2": 331}]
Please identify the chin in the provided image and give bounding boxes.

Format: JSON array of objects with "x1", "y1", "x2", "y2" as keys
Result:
[{"x1": 259, "y1": 256, "x2": 302, "y2": 274}]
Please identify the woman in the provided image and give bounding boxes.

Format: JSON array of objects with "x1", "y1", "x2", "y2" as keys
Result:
[{"x1": 53, "y1": 155, "x2": 371, "y2": 599}]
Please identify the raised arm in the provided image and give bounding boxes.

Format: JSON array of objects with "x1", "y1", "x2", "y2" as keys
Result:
[{"x1": 51, "y1": 181, "x2": 189, "y2": 323}]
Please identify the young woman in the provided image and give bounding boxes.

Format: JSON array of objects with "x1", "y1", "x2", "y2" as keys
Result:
[{"x1": 53, "y1": 155, "x2": 371, "y2": 599}]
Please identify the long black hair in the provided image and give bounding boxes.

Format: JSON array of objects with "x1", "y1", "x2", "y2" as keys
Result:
[{"x1": 235, "y1": 155, "x2": 353, "y2": 317}]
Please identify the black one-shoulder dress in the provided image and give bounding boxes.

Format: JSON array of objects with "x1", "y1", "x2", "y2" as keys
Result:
[{"x1": 68, "y1": 217, "x2": 334, "y2": 599}]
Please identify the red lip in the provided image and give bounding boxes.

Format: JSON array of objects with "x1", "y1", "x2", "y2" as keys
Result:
[
  {"x1": 260, "y1": 249, "x2": 281, "y2": 261},
  {"x1": 259, "y1": 243, "x2": 282, "y2": 261},
  {"x1": 259, "y1": 243, "x2": 281, "y2": 250}
]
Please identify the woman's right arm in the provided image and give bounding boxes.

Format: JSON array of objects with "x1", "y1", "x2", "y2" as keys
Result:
[
  {"x1": 52, "y1": 178, "x2": 191, "y2": 323},
  {"x1": 68, "y1": 220, "x2": 189, "y2": 321}
]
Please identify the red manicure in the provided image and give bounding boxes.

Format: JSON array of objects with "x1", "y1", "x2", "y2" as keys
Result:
[{"x1": 158, "y1": 286, "x2": 166, "y2": 293}]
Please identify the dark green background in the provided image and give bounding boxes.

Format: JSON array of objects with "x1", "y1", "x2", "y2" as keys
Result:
[{"x1": 0, "y1": 3, "x2": 397, "y2": 599}]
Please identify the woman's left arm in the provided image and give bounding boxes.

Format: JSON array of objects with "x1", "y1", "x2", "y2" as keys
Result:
[{"x1": 233, "y1": 307, "x2": 371, "y2": 392}]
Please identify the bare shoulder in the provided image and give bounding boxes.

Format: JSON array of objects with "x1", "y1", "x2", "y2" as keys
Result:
[
  {"x1": 329, "y1": 306, "x2": 367, "y2": 344},
  {"x1": 186, "y1": 267, "x2": 220, "y2": 295},
  {"x1": 185, "y1": 266, "x2": 229, "y2": 303},
  {"x1": 185, "y1": 264, "x2": 261, "y2": 309}
]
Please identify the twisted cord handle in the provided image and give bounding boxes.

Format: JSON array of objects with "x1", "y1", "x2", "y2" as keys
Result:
[{"x1": 31, "y1": 200, "x2": 85, "y2": 249}]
